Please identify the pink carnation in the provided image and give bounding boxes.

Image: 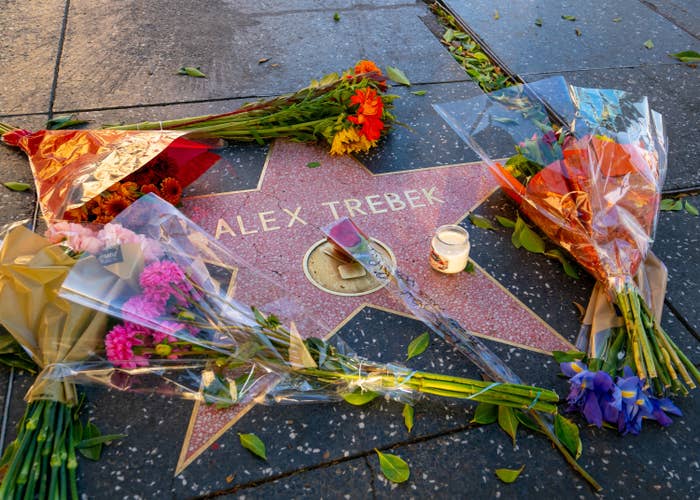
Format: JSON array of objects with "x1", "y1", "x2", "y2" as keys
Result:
[
  {"x1": 139, "y1": 260, "x2": 193, "y2": 304},
  {"x1": 45, "y1": 222, "x2": 102, "y2": 254},
  {"x1": 122, "y1": 294, "x2": 165, "y2": 324},
  {"x1": 105, "y1": 323, "x2": 148, "y2": 369},
  {"x1": 150, "y1": 320, "x2": 182, "y2": 344},
  {"x1": 97, "y1": 223, "x2": 141, "y2": 247}
]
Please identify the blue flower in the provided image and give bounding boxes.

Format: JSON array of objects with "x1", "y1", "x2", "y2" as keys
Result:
[
  {"x1": 615, "y1": 368, "x2": 682, "y2": 434},
  {"x1": 560, "y1": 361, "x2": 620, "y2": 428}
]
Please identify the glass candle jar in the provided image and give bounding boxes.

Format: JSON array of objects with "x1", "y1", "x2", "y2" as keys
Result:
[{"x1": 429, "y1": 224, "x2": 470, "y2": 274}]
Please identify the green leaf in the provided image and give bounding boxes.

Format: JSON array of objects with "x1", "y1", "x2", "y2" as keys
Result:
[
  {"x1": 410, "y1": 90, "x2": 427, "y2": 96},
  {"x1": 375, "y1": 449, "x2": 410, "y2": 483},
  {"x1": 660, "y1": 198, "x2": 684, "y2": 211},
  {"x1": 493, "y1": 116, "x2": 518, "y2": 125},
  {"x1": 386, "y1": 66, "x2": 411, "y2": 86},
  {"x1": 498, "y1": 406, "x2": 519, "y2": 445},
  {"x1": 535, "y1": 18, "x2": 543, "y2": 27},
  {"x1": 552, "y1": 350, "x2": 585, "y2": 363},
  {"x1": 239, "y1": 432, "x2": 267, "y2": 460},
  {"x1": 306, "y1": 161, "x2": 321, "y2": 168},
  {"x1": 554, "y1": 414, "x2": 582, "y2": 459},
  {"x1": 511, "y1": 217, "x2": 524, "y2": 249},
  {"x1": 561, "y1": 15, "x2": 576, "y2": 21},
  {"x1": 544, "y1": 248, "x2": 580, "y2": 279},
  {"x1": 77, "y1": 423, "x2": 102, "y2": 461},
  {"x1": 495, "y1": 465, "x2": 525, "y2": 483},
  {"x1": 518, "y1": 224, "x2": 545, "y2": 253},
  {"x1": 333, "y1": 12, "x2": 340, "y2": 22},
  {"x1": 46, "y1": 115, "x2": 88, "y2": 130},
  {"x1": 612, "y1": 17, "x2": 622, "y2": 22},
  {"x1": 471, "y1": 402, "x2": 498, "y2": 425},
  {"x1": 644, "y1": 39, "x2": 654, "y2": 49},
  {"x1": 402, "y1": 404, "x2": 414, "y2": 433},
  {"x1": 177, "y1": 66, "x2": 206, "y2": 78},
  {"x1": 514, "y1": 411, "x2": 541, "y2": 433},
  {"x1": 342, "y1": 389, "x2": 379, "y2": 406},
  {"x1": 406, "y1": 332, "x2": 430, "y2": 361},
  {"x1": 685, "y1": 200, "x2": 699, "y2": 216},
  {"x1": 496, "y1": 215, "x2": 516, "y2": 228},
  {"x1": 3, "y1": 181, "x2": 31, "y2": 192},
  {"x1": 469, "y1": 214, "x2": 497, "y2": 231},
  {"x1": 669, "y1": 50, "x2": 700, "y2": 63},
  {"x1": 493, "y1": 10, "x2": 500, "y2": 20},
  {"x1": 464, "y1": 260, "x2": 475, "y2": 273},
  {"x1": 75, "y1": 434, "x2": 126, "y2": 449},
  {"x1": 443, "y1": 28, "x2": 455, "y2": 43}
]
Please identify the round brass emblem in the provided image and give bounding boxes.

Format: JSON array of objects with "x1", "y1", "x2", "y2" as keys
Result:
[{"x1": 302, "y1": 238, "x2": 396, "y2": 297}]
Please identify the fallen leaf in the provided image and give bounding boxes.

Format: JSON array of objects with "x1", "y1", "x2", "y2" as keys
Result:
[
  {"x1": 46, "y1": 115, "x2": 88, "y2": 130},
  {"x1": 375, "y1": 449, "x2": 410, "y2": 483},
  {"x1": 575, "y1": 28, "x2": 582, "y2": 36},
  {"x1": 406, "y1": 332, "x2": 430, "y2": 361},
  {"x1": 238, "y1": 432, "x2": 267, "y2": 460},
  {"x1": 535, "y1": 18, "x2": 543, "y2": 27},
  {"x1": 3, "y1": 181, "x2": 31, "y2": 192},
  {"x1": 402, "y1": 404, "x2": 414, "y2": 433},
  {"x1": 464, "y1": 261, "x2": 475, "y2": 273},
  {"x1": 342, "y1": 389, "x2": 379, "y2": 406},
  {"x1": 258, "y1": 57, "x2": 270, "y2": 64},
  {"x1": 410, "y1": 90, "x2": 427, "y2": 96},
  {"x1": 333, "y1": 12, "x2": 340, "y2": 22},
  {"x1": 561, "y1": 15, "x2": 576, "y2": 21},
  {"x1": 177, "y1": 66, "x2": 206, "y2": 78},
  {"x1": 644, "y1": 39, "x2": 654, "y2": 49},
  {"x1": 495, "y1": 465, "x2": 525, "y2": 483},
  {"x1": 612, "y1": 17, "x2": 622, "y2": 22},
  {"x1": 386, "y1": 66, "x2": 411, "y2": 86},
  {"x1": 685, "y1": 200, "x2": 699, "y2": 216},
  {"x1": 669, "y1": 50, "x2": 700, "y2": 63},
  {"x1": 469, "y1": 214, "x2": 497, "y2": 230},
  {"x1": 306, "y1": 161, "x2": 321, "y2": 168},
  {"x1": 493, "y1": 10, "x2": 500, "y2": 20}
]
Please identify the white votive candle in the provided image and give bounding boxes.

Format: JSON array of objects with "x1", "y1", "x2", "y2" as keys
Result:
[{"x1": 429, "y1": 224, "x2": 470, "y2": 274}]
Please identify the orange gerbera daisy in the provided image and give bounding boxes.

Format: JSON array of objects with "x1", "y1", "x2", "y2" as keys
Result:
[
  {"x1": 64, "y1": 206, "x2": 87, "y2": 222},
  {"x1": 119, "y1": 181, "x2": 139, "y2": 200},
  {"x1": 102, "y1": 194, "x2": 131, "y2": 217},
  {"x1": 347, "y1": 88, "x2": 385, "y2": 141},
  {"x1": 140, "y1": 183, "x2": 160, "y2": 196},
  {"x1": 160, "y1": 177, "x2": 183, "y2": 205}
]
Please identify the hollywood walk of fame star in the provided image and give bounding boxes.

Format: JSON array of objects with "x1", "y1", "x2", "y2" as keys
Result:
[{"x1": 174, "y1": 140, "x2": 574, "y2": 474}]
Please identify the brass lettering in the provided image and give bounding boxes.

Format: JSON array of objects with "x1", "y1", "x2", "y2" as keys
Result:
[
  {"x1": 283, "y1": 206, "x2": 307, "y2": 227},
  {"x1": 404, "y1": 189, "x2": 425, "y2": 208},
  {"x1": 321, "y1": 201, "x2": 341, "y2": 220},
  {"x1": 365, "y1": 194, "x2": 387, "y2": 214},
  {"x1": 214, "y1": 218, "x2": 236, "y2": 240},
  {"x1": 258, "y1": 211, "x2": 280, "y2": 232},
  {"x1": 422, "y1": 187, "x2": 444, "y2": 205},
  {"x1": 344, "y1": 198, "x2": 367, "y2": 217},
  {"x1": 236, "y1": 215, "x2": 258, "y2": 235},
  {"x1": 384, "y1": 192, "x2": 406, "y2": 211}
]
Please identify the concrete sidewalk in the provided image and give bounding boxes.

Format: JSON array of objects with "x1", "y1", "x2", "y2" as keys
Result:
[{"x1": 1, "y1": 1, "x2": 698, "y2": 498}]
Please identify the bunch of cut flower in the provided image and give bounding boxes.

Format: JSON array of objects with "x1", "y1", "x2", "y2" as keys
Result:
[
  {"x1": 45, "y1": 194, "x2": 556, "y2": 418},
  {"x1": 0, "y1": 221, "x2": 145, "y2": 499},
  {"x1": 0, "y1": 60, "x2": 396, "y2": 225},
  {"x1": 434, "y1": 77, "x2": 698, "y2": 431}
]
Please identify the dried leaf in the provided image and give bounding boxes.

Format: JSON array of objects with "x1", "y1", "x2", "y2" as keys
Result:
[
  {"x1": 469, "y1": 214, "x2": 497, "y2": 230},
  {"x1": 375, "y1": 449, "x2": 410, "y2": 483},
  {"x1": 498, "y1": 406, "x2": 519, "y2": 445},
  {"x1": 402, "y1": 404, "x2": 414, "y2": 433},
  {"x1": 471, "y1": 402, "x2": 498, "y2": 425},
  {"x1": 685, "y1": 200, "x2": 699, "y2": 216},
  {"x1": 258, "y1": 58, "x2": 270, "y2": 64},
  {"x1": 575, "y1": 28, "x2": 582, "y2": 36},
  {"x1": 239, "y1": 432, "x2": 267, "y2": 459},
  {"x1": 669, "y1": 50, "x2": 700, "y2": 63},
  {"x1": 555, "y1": 414, "x2": 582, "y2": 459},
  {"x1": 495, "y1": 465, "x2": 525, "y2": 483},
  {"x1": 561, "y1": 15, "x2": 576, "y2": 21},
  {"x1": 3, "y1": 181, "x2": 31, "y2": 192},
  {"x1": 406, "y1": 332, "x2": 430, "y2": 361},
  {"x1": 644, "y1": 39, "x2": 654, "y2": 49},
  {"x1": 342, "y1": 389, "x2": 379, "y2": 406},
  {"x1": 443, "y1": 28, "x2": 455, "y2": 43},
  {"x1": 306, "y1": 161, "x2": 321, "y2": 168},
  {"x1": 386, "y1": 66, "x2": 411, "y2": 86},
  {"x1": 535, "y1": 18, "x2": 543, "y2": 27},
  {"x1": 178, "y1": 66, "x2": 206, "y2": 78}
]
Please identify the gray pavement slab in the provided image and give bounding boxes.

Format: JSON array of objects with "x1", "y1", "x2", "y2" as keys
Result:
[
  {"x1": 55, "y1": 1, "x2": 467, "y2": 111},
  {"x1": 653, "y1": 193, "x2": 700, "y2": 339},
  {"x1": 443, "y1": 0, "x2": 699, "y2": 75},
  {"x1": 524, "y1": 66, "x2": 700, "y2": 192},
  {"x1": 642, "y1": 0, "x2": 700, "y2": 38},
  {"x1": 0, "y1": 1, "x2": 64, "y2": 115}
]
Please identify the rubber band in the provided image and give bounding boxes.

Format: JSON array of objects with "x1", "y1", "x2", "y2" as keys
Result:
[{"x1": 466, "y1": 381, "x2": 502, "y2": 400}]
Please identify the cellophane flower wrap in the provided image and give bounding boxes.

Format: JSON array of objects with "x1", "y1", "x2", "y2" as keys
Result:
[
  {"x1": 434, "y1": 76, "x2": 698, "y2": 401},
  {"x1": 43, "y1": 194, "x2": 557, "y2": 415}
]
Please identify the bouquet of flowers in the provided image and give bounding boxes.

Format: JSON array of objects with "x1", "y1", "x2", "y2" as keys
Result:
[
  {"x1": 0, "y1": 222, "x2": 129, "y2": 499},
  {"x1": 0, "y1": 60, "x2": 396, "y2": 224},
  {"x1": 42, "y1": 194, "x2": 556, "y2": 418},
  {"x1": 434, "y1": 77, "x2": 698, "y2": 431}
]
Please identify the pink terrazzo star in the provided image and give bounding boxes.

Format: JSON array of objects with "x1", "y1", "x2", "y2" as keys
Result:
[{"x1": 174, "y1": 140, "x2": 574, "y2": 473}]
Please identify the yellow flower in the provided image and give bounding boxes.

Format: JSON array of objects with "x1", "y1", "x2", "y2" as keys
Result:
[{"x1": 329, "y1": 127, "x2": 377, "y2": 156}]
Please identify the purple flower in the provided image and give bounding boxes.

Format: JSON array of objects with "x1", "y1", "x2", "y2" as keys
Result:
[
  {"x1": 139, "y1": 260, "x2": 193, "y2": 305},
  {"x1": 105, "y1": 323, "x2": 148, "y2": 369},
  {"x1": 561, "y1": 361, "x2": 620, "y2": 428},
  {"x1": 615, "y1": 368, "x2": 682, "y2": 435},
  {"x1": 542, "y1": 130, "x2": 557, "y2": 146}
]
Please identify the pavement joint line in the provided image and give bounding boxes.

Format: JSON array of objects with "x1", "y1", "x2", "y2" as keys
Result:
[
  {"x1": 665, "y1": 300, "x2": 700, "y2": 344},
  {"x1": 638, "y1": 0, "x2": 700, "y2": 40},
  {"x1": 47, "y1": 0, "x2": 71, "y2": 121},
  {"x1": 195, "y1": 422, "x2": 483, "y2": 497},
  {"x1": 364, "y1": 454, "x2": 378, "y2": 500},
  {"x1": 520, "y1": 61, "x2": 691, "y2": 77}
]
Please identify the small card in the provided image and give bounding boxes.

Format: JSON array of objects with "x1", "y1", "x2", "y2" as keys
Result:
[{"x1": 338, "y1": 262, "x2": 366, "y2": 279}]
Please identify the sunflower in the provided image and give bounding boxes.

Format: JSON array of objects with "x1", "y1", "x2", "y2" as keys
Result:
[{"x1": 160, "y1": 177, "x2": 183, "y2": 205}]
